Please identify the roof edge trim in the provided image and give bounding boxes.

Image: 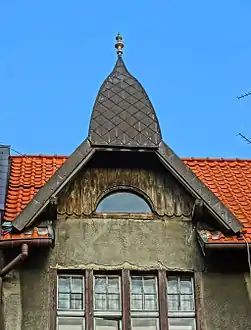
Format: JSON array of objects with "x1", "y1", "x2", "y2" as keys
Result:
[
  {"x1": 12, "y1": 139, "x2": 94, "y2": 231},
  {"x1": 156, "y1": 141, "x2": 243, "y2": 233}
]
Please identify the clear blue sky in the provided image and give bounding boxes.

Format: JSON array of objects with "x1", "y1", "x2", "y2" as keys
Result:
[{"x1": 1, "y1": 1, "x2": 251, "y2": 158}]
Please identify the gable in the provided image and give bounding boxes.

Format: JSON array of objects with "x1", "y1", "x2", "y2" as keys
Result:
[
  {"x1": 6, "y1": 155, "x2": 251, "y2": 227},
  {"x1": 57, "y1": 151, "x2": 194, "y2": 218},
  {"x1": 4, "y1": 153, "x2": 249, "y2": 235}
]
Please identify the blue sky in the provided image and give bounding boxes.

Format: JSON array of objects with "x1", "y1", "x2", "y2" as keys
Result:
[{"x1": 1, "y1": 1, "x2": 251, "y2": 158}]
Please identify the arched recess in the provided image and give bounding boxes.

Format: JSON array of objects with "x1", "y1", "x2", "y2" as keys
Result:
[{"x1": 95, "y1": 186, "x2": 153, "y2": 213}]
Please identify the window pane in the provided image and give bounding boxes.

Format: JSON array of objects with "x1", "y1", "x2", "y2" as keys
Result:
[
  {"x1": 59, "y1": 277, "x2": 70, "y2": 293},
  {"x1": 107, "y1": 294, "x2": 120, "y2": 310},
  {"x1": 180, "y1": 295, "x2": 194, "y2": 311},
  {"x1": 132, "y1": 318, "x2": 159, "y2": 330},
  {"x1": 95, "y1": 294, "x2": 107, "y2": 310},
  {"x1": 57, "y1": 317, "x2": 84, "y2": 330},
  {"x1": 144, "y1": 277, "x2": 156, "y2": 293},
  {"x1": 180, "y1": 279, "x2": 192, "y2": 294},
  {"x1": 145, "y1": 294, "x2": 157, "y2": 310},
  {"x1": 108, "y1": 277, "x2": 120, "y2": 293},
  {"x1": 94, "y1": 275, "x2": 121, "y2": 311},
  {"x1": 95, "y1": 277, "x2": 106, "y2": 293},
  {"x1": 131, "y1": 278, "x2": 143, "y2": 293},
  {"x1": 168, "y1": 278, "x2": 178, "y2": 294},
  {"x1": 131, "y1": 294, "x2": 143, "y2": 310},
  {"x1": 169, "y1": 318, "x2": 196, "y2": 330},
  {"x1": 71, "y1": 294, "x2": 83, "y2": 310},
  {"x1": 96, "y1": 192, "x2": 151, "y2": 213},
  {"x1": 58, "y1": 293, "x2": 70, "y2": 310},
  {"x1": 168, "y1": 294, "x2": 179, "y2": 311},
  {"x1": 71, "y1": 277, "x2": 83, "y2": 293},
  {"x1": 95, "y1": 318, "x2": 120, "y2": 330}
]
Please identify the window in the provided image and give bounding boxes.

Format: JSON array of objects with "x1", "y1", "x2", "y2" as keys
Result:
[
  {"x1": 56, "y1": 272, "x2": 197, "y2": 330},
  {"x1": 57, "y1": 275, "x2": 85, "y2": 330},
  {"x1": 96, "y1": 191, "x2": 152, "y2": 213},
  {"x1": 131, "y1": 275, "x2": 159, "y2": 330},
  {"x1": 94, "y1": 275, "x2": 122, "y2": 330},
  {"x1": 167, "y1": 276, "x2": 196, "y2": 330}
]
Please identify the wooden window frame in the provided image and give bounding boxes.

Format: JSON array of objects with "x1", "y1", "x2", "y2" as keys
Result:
[
  {"x1": 56, "y1": 273, "x2": 85, "y2": 329},
  {"x1": 166, "y1": 274, "x2": 197, "y2": 330},
  {"x1": 55, "y1": 270, "x2": 202, "y2": 330}
]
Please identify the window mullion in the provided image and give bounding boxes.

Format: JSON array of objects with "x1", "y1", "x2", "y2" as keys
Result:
[
  {"x1": 86, "y1": 270, "x2": 93, "y2": 330},
  {"x1": 194, "y1": 272, "x2": 205, "y2": 330},
  {"x1": 158, "y1": 270, "x2": 168, "y2": 330},
  {"x1": 122, "y1": 270, "x2": 131, "y2": 330},
  {"x1": 49, "y1": 268, "x2": 57, "y2": 330}
]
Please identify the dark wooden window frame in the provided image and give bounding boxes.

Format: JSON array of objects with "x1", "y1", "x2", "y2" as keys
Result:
[{"x1": 55, "y1": 270, "x2": 202, "y2": 330}]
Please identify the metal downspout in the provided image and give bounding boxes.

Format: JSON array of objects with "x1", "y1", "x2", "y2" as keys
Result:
[{"x1": 0, "y1": 244, "x2": 28, "y2": 304}]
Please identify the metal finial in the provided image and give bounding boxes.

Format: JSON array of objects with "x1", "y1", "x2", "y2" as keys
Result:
[{"x1": 115, "y1": 33, "x2": 124, "y2": 57}]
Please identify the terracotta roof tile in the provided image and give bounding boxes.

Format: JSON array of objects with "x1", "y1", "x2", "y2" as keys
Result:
[
  {"x1": 4, "y1": 156, "x2": 67, "y2": 221},
  {"x1": 184, "y1": 158, "x2": 251, "y2": 243},
  {"x1": 4, "y1": 155, "x2": 251, "y2": 244}
]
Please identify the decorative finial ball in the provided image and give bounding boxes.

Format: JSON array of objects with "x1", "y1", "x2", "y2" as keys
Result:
[{"x1": 115, "y1": 33, "x2": 124, "y2": 56}]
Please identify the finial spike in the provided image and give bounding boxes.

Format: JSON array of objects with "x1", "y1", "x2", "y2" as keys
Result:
[{"x1": 115, "y1": 33, "x2": 124, "y2": 57}]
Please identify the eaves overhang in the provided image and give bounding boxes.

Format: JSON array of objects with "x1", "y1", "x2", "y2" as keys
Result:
[
  {"x1": 156, "y1": 141, "x2": 243, "y2": 233},
  {"x1": 12, "y1": 139, "x2": 95, "y2": 231}
]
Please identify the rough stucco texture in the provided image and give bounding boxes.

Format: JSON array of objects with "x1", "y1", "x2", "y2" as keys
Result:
[
  {"x1": 3, "y1": 270, "x2": 22, "y2": 330},
  {"x1": 20, "y1": 251, "x2": 50, "y2": 330},
  {"x1": 203, "y1": 273, "x2": 251, "y2": 330},
  {"x1": 55, "y1": 217, "x2": 201, "y2": 271}
]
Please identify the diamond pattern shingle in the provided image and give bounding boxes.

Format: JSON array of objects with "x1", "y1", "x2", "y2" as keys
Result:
[
  {"x1": 4, "y1": 155, "x2": 251, "y2": 243},
  {"x1": 89, "y1": 57, "x2": 162, "y2": 148}
]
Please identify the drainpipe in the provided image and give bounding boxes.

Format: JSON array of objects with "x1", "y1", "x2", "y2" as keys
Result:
[{"x1": 0, "y1": 244, "x2": 28, "y2": 304}]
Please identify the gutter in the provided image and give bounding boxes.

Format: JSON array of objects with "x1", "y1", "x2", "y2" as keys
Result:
[
  {"x1": 0, "y1": 238, "x2": 52, "y2": 249},
  {"x1": 205, "y1": 242, "x2": 251, "y2": 250}
]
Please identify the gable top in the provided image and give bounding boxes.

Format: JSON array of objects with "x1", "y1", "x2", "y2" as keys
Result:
[{"x1": 88, "y1": 35, "x2": 162, "y2": 148}]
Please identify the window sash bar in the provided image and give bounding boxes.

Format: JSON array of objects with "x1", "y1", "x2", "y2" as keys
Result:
[{"x1": 194, "y1": 272, "x2": 204, "y2": 330}]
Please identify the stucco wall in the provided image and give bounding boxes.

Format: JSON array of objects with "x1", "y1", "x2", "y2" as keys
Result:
[
  {"x1": 203, "y1": 272, "x2": 251, "y2": 330},
  {"x1": 3, "y1": 270, "x2": 22, "y2": 330},
  {"x1": 54, "y1": 217, "x2": 201, "y2": 270},
  {"x1": 12, "y1": 217, "x2": 251, "y2": 330}
]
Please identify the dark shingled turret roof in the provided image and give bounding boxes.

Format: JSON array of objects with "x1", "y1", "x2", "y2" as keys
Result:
[{"x1": 88, "y1": 57, "x2": 162, "y2": 148}]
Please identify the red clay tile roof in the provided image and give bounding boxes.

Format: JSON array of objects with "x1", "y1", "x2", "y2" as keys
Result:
[
  {"x1": 4, "y1": 156, "x2": 67, "y2": 221},
  {"x1": 183, "y1": 158, "x2": 251, "y2": 243},
  {"x1": 3, "y1": 155, "x2": 251, "y2": 243}
]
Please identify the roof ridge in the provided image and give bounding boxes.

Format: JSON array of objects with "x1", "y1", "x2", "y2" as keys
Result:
[
  {"x1": 183, "y1": 157, "x2": 251, "y2": 162},
  {"x1": 10, "y1": 155, "x2": 68, "y2": 159},
  {"x1": 10, "y1": 155, "x2": 251, "y2": 162}
]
